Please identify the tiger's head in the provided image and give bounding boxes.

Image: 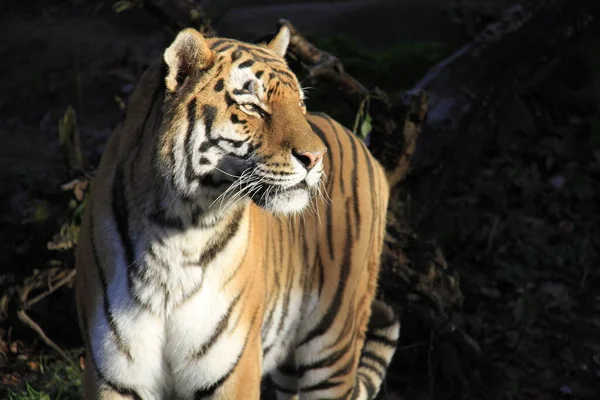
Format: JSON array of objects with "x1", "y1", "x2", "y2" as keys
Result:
[{"x1": 157, "y1": 26, "x2": 326, "y2": 216}]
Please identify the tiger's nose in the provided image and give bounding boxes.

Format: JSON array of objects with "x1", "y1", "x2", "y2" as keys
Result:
[{"x1": 292, "y1": 150, "x2": 325, "y2": 171}]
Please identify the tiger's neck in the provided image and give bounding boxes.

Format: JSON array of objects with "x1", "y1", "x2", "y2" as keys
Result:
[{"x1": 119, "y1": 164, "x2": 251, "y2": 315}]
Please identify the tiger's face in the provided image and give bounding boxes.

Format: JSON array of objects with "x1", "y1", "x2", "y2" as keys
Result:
[{"x1": 158, "y1": 27, "x2": 326, "y2": 216}]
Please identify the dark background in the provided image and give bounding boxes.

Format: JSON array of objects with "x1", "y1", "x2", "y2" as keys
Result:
[{"x1": 0, "y1": 0, "x2": 599, "y2": 399}]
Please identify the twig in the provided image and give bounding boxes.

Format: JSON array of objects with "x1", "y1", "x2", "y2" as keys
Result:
[
  {"x1": 26, "y1": 269, "x2": 76, "y2": 309},
  {"x1": 281, "y1": 19, "x2": 370, "y2": 102},
  {"x1": 14, "y1": 267, "x2": 77, "y2": 362},
  {"x1": 17, "y1": 309, "x2": 73, "y2": 365}
]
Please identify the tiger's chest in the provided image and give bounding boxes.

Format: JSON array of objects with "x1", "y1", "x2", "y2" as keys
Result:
[
  {"x1": 129, "y1": 229, "x2": 213, "y2": 315},
  {"x1": 94, "y1": 226, "x2": 251, "y2": 398}
]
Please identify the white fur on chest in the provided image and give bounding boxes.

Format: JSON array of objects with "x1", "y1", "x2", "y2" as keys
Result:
[
  {"x1": 132, "y1": 227, "x2": 214, "y2": 316},
  {"x1": 91, "y1": 216, "x2": 248, "y2": 398}
]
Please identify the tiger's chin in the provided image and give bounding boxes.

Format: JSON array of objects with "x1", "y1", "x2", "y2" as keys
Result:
[{"x1": 252, "y1": 183, "x2": 312, "y2": 215}]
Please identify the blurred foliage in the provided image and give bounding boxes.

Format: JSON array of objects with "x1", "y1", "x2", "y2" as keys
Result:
[
  {"x1": 5, "y1": 352, "x2": 82, "y2": 400},
  {"x1": 427, "y1": 35, "x2": 600, "y2": 398},
  {"x1": 296, "y1": 35, "x2": 451, "y2": 129},
  {"x1": 314, "y1": 36, "x2": 450, "y2": 91}
]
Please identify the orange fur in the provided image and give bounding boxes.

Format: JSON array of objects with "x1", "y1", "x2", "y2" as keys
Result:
[{"x1": 75, "y1": 27, "x2": 399, "y2": 400}]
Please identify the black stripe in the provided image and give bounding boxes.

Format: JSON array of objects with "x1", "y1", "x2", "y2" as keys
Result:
[
  {"x1": 271, "y1": 380, "x2": 297, "y2": 394},
  {"x1": 358, "y1": 359, "x2": 384, "y2": 376},
  {"x1": 150, "y1": 209, "x2": 184, "y2": 230},
  {"x1": 215, "y1": 44, "x2": 234, "y2": 52},
  {"x1": 230, "y1": 113, "x2": 246, "y2": 124},
  {"x1": 298, "y1": 199, "x2": 352, "y2": 347},
  {"x1": 129, "y1": 85, "x2": 162, "y2": 189},
  {"x1": 222, "y1": 224, "x2": 250, "y2": 288},
  {"x1": 243, "y1": 80, "x2": 253, "y2": 91},
  {"x1": 194, "y1": 370, "x2": 230, "y2": 399},
  {"x1": 192, "y1": 289, "x2": 245, "y2": 358},
  {"x1": 185, "y1": 98, "x2": 198, "y2": 184},
  {"x1": 250, "y1": 53, "x2": 282, "y2": 64},
  {"x1": 319, "y1": 115, "x2": 345, "y2": 194},
  {"x1": 335, "y1": 386, "x2": 354, "y2": 400},
  {"x1": 325, "y1": 206, "x2": 335, "y2": 261},
  {"x1": 219, "y1": 138, "x2": 249, "y2": 150},
  {"x1": 214, "y1": 78, "x2": 224, "y2": 92},
  {"x1": 111, "y1": 164, "x2": 140, "y2": 309},
  {"x1": 111, "y1": 166, "x2": 134, "y2": 266},
  {"x1": 297, "y1": 338, "x2": 353, "y2": 377},
  {"x1": 361, "y1": 350, "x2": 389, "y2": 370},
  {"x1": 328, "y1": 353, "x2": 355, "y2": 380},
  {"x1": 347, "y1": 132, "x2": 361, "y2": 239},
  {"x1": 90, "y1": 204, "x2": 132, "y2": 361},
  {"x1": 277, "y1": 364, "x2": 297, "y2": 376},
  {"x1": 300, "y1": 378, "x2": 344, "y2": 393},
  {"x1": 210, "y1": 39, "x2": 229, "y2": 49},
  {"x1": 80, "y1": 261, "x2": 139, "y2": 399},
  {"x1": 237, "y1": 45, "x2": 274, "y2": 57},
  {"x1": 316, "y1": 253, "x2": 325, "y2": 298},
  {"x1": 231, "y1": 49, "x2": 242, "y2": 62},
  {"x1": 356, "y1": 135, "x2": 378, "y2": 262},
  {"x1": 307, "y1": 120, "x2": 334, "y2": 194},
  {"x1": 307, "y1": 120, "x2": 335, "y2": 261},
  {"x1": 202, "y1": 104, "x2": 217, "y2": 138},
  {"x1": 352, "y1": 372, "x2": 377, "y2": 399},
  {"x1": 255, "y1": 70, "x2": 264, "y2": 79},
  {"x1": 261, "y1": 226, "x2": 281, "y2": 342},
  {"x1": 276, "y1": 237, "x2": 295, "y2": 335},
  {"x1": 236, "y1": 46, "x2": 282, "y2": 63},
  {"x1": 192, "y1": 207, "x2": 244, "y2": 267},
  {"x1": 232, "y1": 87, "x2": 248, "y2": 96},
  {"x1": 225, "y1": 92, "x2": 235, "y2": 108},
  {"x1": 96, "y1": 364, "x2": 143, "y2": 400},
  {"x1": 261, "y1": 269, "x2": 280, "y2": 340},
  {"x1": 238, "y1": 59, "x2": 255, "y2": 68},
  {"x1": 365, "y1": 331, "x2": 398, "y2": 348},
  {"x1": 270, "y1": 68, "x2": 295, "y2": 82},
  {"x1": 194, "y1": 306, "x2": 260, "y2": 399}
]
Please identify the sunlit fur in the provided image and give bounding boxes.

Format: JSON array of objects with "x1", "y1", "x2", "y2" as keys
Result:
[{"x1": 75, "y1": 27, "x2": 400, "y2": 400}]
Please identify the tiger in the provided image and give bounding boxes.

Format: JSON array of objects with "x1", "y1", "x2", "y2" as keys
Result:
[{"x1": 75, "y1": 24, "x2": 400, "y2": 400}]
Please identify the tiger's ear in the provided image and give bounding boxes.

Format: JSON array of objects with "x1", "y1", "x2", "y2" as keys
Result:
[
  {"x1": 265, "y1": 25, "x2": 290, "y2": 58},
  {"x1": 164, "y1": 28, "x2": 214, "y2": 92}
]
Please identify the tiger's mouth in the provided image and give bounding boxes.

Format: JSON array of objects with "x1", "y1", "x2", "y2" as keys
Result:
[{"x1": 250, "y1": 181, "x2": 313, "y2": 215}]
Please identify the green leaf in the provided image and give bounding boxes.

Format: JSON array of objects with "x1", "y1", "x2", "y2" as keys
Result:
[
  {"x1": 112, "y1": 0, "x2": 141, "y2": 13},
  {"x1": 58, "y1": 106, "x2": 86, "y2": 173},
  {"x1": 359, "y1": 113, "x2": 372, "y2": 139},
  {"x1": 32, "y1": 201, "x2": 51, "y2": 223}
]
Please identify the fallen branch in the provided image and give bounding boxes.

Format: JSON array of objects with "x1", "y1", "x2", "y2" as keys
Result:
[
  {"x1": 15, "y1": 267, "x2": 77, "y2": 363},
  {"x1": 25, "y1": 269, "x2": 76, "y2": 309},
  {"x1": 17, "y1": 309, "x2": 72, "y2": 364},
  {"x1": 281, "y1": 18, "x2": 425, "y2": 185},
  {"x1": 402, "y1": 0, "x2": 597, "y2": 226}
]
